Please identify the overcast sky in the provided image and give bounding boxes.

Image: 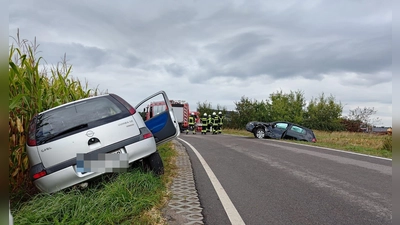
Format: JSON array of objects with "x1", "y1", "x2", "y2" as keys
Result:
[{"x1": 9, "y1": 0, "x2": 392, "y2": 126}]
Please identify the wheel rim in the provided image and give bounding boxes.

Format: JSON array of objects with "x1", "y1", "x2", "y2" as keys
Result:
[{"x1": 256, "y1": 129, "x2": 265, "y2": 138}]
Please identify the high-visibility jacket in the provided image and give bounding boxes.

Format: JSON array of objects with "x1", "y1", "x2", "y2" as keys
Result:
[
  {"x1": 189, "y1": 116, "x2": 195, "y2": 125},
  {"x1": 201, "y1": 116, "x2": 208, "y2": 126},
  {"x1": 218, "y1": 115, "x2": 224, "y2": 125},
  {"x1": 213, "y1": 115, "x2": 220, "y2": 125}
]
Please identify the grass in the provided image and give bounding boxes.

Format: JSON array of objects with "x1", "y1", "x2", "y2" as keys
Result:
[
  {"x1": 223, "y1": 128, "x2": 392, "y2": 159},
  {"x1": 11, "y1": 142, "x2": 178, "y2": 225}
]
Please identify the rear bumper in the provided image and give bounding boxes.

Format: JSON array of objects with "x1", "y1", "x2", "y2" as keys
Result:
[{"x1": 34, "y1": 137, "x2": 157, "y2": 193}]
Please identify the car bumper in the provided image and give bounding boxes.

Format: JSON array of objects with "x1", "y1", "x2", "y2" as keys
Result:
[{"x1": 34, "y1": 137, "x2": 157, "y2": 193}]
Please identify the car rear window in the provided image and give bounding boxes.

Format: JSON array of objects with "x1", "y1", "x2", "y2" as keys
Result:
[{"x1": 35, "y1": 96, "x2": 129, "y2": 145}]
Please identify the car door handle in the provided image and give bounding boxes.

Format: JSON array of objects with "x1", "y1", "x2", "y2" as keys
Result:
[{"x1": 88, "y1": 138, "x2": 100, "y2": 145}]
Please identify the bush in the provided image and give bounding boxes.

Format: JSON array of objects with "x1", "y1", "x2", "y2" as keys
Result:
[{"x1": 381, "y1": 135, "x2": 392, "y2": 152}]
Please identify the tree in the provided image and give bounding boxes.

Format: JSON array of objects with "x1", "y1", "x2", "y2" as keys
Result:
[
  {"x1": 346, "y1": 107, "x2": 381, "y2": 131},
  {"x1": 266, "y1": 90, "x2": 306, "y2": 124},
  {"x1": 196, "y1": 101, "x2": 213, "y2": 116},
  {"x1": 231, "y1": 96, "x2": 267, "y2": 129},
  {"x1": 304, "y1": 93, "x2": 344, "y2": 131}
]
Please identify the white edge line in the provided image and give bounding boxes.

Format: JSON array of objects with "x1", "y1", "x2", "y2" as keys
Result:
[
  {"x1": 178, "y1": 138, "x2": 246, "y2": 225},
  {"x1": 228, "y1": 134, "x2": 392, "y2": 161}
]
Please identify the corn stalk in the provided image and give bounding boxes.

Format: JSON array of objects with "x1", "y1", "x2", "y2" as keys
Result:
[{"x1": 9, "y1": 30, "x2": 99, "y2": 196}]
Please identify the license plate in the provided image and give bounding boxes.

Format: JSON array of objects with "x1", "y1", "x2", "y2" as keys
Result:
[{"x1": 76, "y1": 149, "x2": 128, "y2": 173}]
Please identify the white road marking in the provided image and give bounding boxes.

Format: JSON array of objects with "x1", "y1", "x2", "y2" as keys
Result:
[{"x1": 178, "y1": 138, "x2": 246, "y2": 225}]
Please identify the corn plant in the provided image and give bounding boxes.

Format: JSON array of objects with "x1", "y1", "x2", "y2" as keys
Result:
[{"x1": 9, "y1": 30, "x2": 99, "y2": 198}]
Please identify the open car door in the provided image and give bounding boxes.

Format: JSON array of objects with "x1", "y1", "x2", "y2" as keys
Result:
[{"x1": 135, "y1": 90, "x2": 180, "y2": 145}]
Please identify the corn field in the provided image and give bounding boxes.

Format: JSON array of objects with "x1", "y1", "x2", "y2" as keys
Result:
[{"x1": 9, "y1": 31, "x2": 99, "y2": 197}]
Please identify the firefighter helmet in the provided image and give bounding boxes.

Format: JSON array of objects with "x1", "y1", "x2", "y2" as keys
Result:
[
  {"x1": 191, "y1": 112, "x2": 195, "y2": 115},
  {"x1": 203, "y1": 113, "x2": 207, "y2": 116},
  {"x1": 212, "y1": 112, "x2": 216, "y2": 116},
  {"x1": 218, "y1": 111, "x2": 222, "y2": 115}
]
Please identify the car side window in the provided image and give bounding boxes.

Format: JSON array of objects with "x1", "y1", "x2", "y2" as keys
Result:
[
  {"x1": 291, "y1": 125, "x2": 306, "y2": 134},
  {"x1": 275, "y1": 123, "x2": 288, "y2": 129}
]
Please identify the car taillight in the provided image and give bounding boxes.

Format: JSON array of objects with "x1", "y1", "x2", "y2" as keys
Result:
[
  {"x1": 27, "y1": 119, "x2": 37, "y2": 146},
  {"x1": 143, "y1": 132, "x2": 153, "y2": 139},
  {"x1": 33, "y1": 170, "x2": 47, "y2": 180},
  {"x1": 129, "y1": 108, "x2": 136, "y2": 115}
]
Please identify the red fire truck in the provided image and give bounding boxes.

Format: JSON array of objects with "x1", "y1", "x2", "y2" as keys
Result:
[{"x1": 146, "y1": 100, "x2": 190, "y2": 132}]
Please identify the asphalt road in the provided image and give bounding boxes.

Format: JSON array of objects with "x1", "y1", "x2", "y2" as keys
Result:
[{"x1": 178, "y1": 133, "x2": 392, "y2": 225}]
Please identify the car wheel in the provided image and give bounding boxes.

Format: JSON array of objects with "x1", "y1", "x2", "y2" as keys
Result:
[
  {"x1": 143, "y1": 151, "x2": 164, "y2": 176},
  {"x1": 254, "y1": 127, "x2": 265, "y2": 139}
]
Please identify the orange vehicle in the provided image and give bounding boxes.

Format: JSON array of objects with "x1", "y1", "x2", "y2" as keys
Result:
[{"x1": 146, "y1": 100, "x2": 190, "y2": 132}]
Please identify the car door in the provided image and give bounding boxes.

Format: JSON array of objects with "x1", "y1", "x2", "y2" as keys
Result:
[
  {"x1": 284, "y1": 124, "x2": 307, "y2": 140},
  {"x1": 270, "y1": 122, "x2": 289, "y2": 139},
  {"x1": 135, "y1": 90, "x2": 180, "y2": 145}
]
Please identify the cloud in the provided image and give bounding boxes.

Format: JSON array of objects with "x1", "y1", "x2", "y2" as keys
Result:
[{"x1": 9, "y1": 0, "x2": 392, "y2": 126}]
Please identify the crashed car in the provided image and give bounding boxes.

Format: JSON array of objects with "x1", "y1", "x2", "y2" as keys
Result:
[
  {"x1": 26, "y1": 90, "x2": 179, "y2": 193},
  {"x1": 246, "y1": 121, "x2": 317, "y2": 142}
]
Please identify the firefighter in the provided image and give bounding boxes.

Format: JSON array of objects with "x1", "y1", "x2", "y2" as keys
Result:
[
  {"x1": 218, "y1": 111, "x2": 224, "y2": 133},
  {"x1": 187, "y1": 112, "x2": 196, "y2": 134},
  {"x1": 207, "y1": 114, "x2": 213, "y2": 133},
  {"x1": 212, "y1": 112, "x2": 220, "y2": 134},
  {"x1": 201, "y1": 113, "x2": 208, "y2": 135}
]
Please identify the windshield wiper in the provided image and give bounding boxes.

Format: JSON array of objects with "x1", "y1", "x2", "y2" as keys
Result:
[{"x1": 42, "y1": 123, "x2": 88, "y2": 144}]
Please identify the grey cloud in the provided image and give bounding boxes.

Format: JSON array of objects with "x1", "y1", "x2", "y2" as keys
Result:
[{"x1": 36, "y1": 42, "x2": 108, "y2": 69}]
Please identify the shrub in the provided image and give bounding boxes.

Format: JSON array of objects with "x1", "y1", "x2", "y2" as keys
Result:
[{"x1": 381, "y1": 135, "x2": 392, "y2": 152}]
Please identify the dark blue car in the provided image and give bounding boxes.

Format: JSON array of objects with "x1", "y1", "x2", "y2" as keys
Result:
[{"x1": 246, "y1": 121, "x2": 317, "y2": 142}]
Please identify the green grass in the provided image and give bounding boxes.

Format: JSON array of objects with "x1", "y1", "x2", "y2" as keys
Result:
[
  {"x1": 223, "y1": 128, "x2": 392, "y2": 159},
  {"x1": 11, "y1": 142, "x2": 178, "y2": 225}
]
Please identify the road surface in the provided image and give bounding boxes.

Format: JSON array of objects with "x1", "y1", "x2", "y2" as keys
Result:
[{"x1": 178, "y1": 134, "x2": 392, "y2": 225}]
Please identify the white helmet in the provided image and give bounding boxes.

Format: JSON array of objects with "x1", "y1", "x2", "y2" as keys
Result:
[
  {"x1": 203, "y1": 113, "x2": 207, "y2": 116},
  {"x1": 218, "y1": 111, "x2": 222, "y2": 115},
  {"x1": 191, "y1": 112, "x2": 195, "y2": 115},
  {"x1": 212, "y1": 112, "x2": 216, "y2": 115}
]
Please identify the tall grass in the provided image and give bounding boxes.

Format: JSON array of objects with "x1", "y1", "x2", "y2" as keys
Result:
[
  {"x1": 12, "y1": 142, "x2": 178, "y2": 225},
  {"x1": 9, "y1": 30, "x2": 99, "y2": 200}
]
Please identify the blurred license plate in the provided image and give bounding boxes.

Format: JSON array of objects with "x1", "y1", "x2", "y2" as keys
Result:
[{"x1": 76, "y1": 149, "x2": 128, "y2": 173}]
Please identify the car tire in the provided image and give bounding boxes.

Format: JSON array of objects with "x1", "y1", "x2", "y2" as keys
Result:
[
  {"x1": 143, "y1": 151, "x2": 164, "y2": 176},
  {"x1": 254, "y1": 127, "x2": 265, "y2": 139}
]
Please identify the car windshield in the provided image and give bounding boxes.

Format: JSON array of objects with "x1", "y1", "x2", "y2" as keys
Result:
[{"x1": 35, "y1": 97, "x2": 123, "y2": 144}]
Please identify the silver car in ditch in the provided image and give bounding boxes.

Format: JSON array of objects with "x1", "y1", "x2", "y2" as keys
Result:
[{"x1": 26, "y1": 91, "x2": 179, "y2": 193}]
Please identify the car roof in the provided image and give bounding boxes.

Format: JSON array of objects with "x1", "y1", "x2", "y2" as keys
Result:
[
  {"x1": 272, "y1": 121, "x2": 312, "y2": 129},
  {"x1": 38, "y1": 94, "x2": 113, "y2": 115}
]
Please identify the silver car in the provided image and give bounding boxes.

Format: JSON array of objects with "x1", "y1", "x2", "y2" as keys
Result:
[{"x1": 26, "y1": 91, "x2": 179, "y2": 193}]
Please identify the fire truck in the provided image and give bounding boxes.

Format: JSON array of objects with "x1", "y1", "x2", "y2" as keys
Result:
[{"x1": 146, "y1": 100, "x2": 190, "y2": 132}]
